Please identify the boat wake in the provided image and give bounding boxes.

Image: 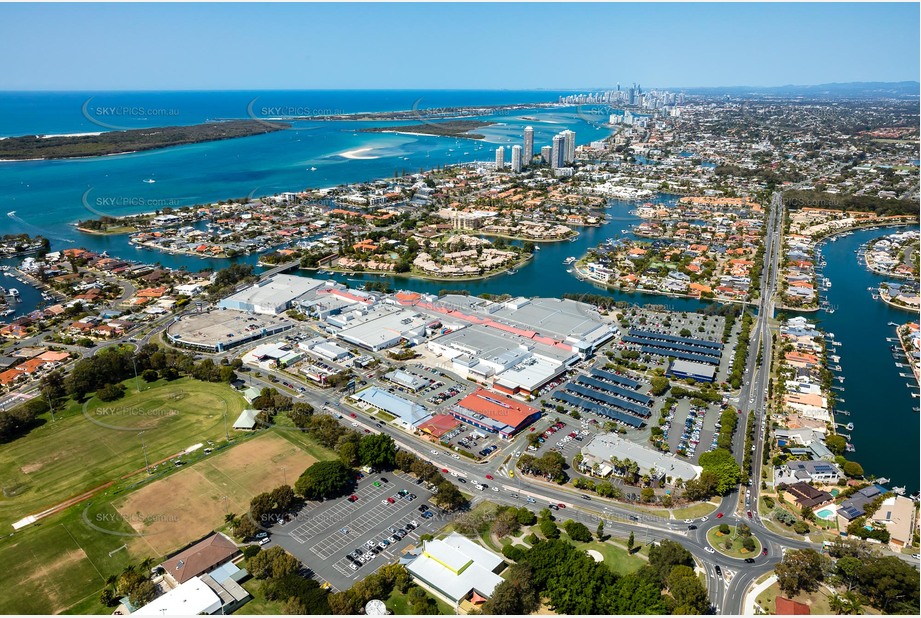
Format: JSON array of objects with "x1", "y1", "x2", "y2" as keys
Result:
[{"x1": 6, "y1": 211, "x2": 75, "y2": 243}]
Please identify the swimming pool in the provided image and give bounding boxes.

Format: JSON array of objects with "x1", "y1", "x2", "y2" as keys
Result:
[{"x1": 816, "y1": 508, "x2": 837, "y2": 520}]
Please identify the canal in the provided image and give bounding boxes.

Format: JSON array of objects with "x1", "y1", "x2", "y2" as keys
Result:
[{"x1": 807, "y1": 225, "x2": 919, "y2": 494}]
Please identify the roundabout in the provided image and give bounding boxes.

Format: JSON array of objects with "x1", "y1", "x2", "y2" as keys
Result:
[{"x1": 706, "y1": 524, "x2": 763, "y2": 560}]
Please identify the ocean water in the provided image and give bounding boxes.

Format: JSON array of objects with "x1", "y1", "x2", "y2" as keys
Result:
[{"x1": 0, "y1": 90, "x2": 612, "y2": 248}]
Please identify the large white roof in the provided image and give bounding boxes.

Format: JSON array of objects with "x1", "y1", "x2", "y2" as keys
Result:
[
  {"x1": 406, "y1": 533, "x2": 503, "y2": 603},
  {"x1": 133, "y1": 576, "x2": 222, "y2": 616}
]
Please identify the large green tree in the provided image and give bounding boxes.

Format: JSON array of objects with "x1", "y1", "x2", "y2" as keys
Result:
[
  {"x1": 647, "y1": 539, "x2": 695, "y2": 585},
  {"x1": 358, "y1": 433, "x2": 397, "y2": 470},
  {"x1": 294, "y1": 460, "x2": 355, "y2": 500},
  {"x1": 775, "y1": 549, "x2": 829, "y2": 596},
  {"x1": 481, "y1": 564, "x2": 540, "y2": 614},
  {"x1": 856, "y1": 556, "x2": 920, "y2": 613},
  {"x1": 696, "y1": 448, "x2": 741, "y2": 495}
]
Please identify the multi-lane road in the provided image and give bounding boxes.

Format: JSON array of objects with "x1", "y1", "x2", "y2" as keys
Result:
[{"x1": 7, "y1": 192, "x2": 913, "y2": 613}]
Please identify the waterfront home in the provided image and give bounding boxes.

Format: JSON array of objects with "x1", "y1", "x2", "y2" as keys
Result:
[
  {"x1": 868, "y1": 495, "x2": 917, "y2": 551},
  {"x1": 775, "y1": 460, "x2": 842, "y2": 485},
  {"x1": 836, "y1": 484, "x2": 888, "y2": 529},
  {"x1": 783, "y1": 482, "x2": 834, "y2": 510}
]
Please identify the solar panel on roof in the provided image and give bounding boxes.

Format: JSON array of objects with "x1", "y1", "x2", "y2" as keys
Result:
[
  {"x1": 638, "y1": 345, "x2": 720, "y2": 365},
  {"x1": 623, "y1": 336, "x2": 721, "y2": 359},
  {"x1": 566, "y1": 383, "x2": 651, "y2": 418},
  {"x1": 590, "y1": 367, "x2": 640, "y2": 389},
  {"x1": 628, "y1": 329, "x2": 723, "y2": 350},
  {"x1": 577, "y1": 375, "x2": 652, "y2": 405},
  {"x1": 552, "y1": 392, "x2": 643, "y2": 427}
]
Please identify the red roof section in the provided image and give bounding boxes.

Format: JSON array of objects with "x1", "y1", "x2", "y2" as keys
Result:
[
  {"x1": 417, "y1": 413, "x2": 461, "y2": 438},
  {"x1": 456, "y1": 389, "x2": 538, "y2": 428},
  {"x1": 776, "y1": 597, "x2": 811, "y2": 615}
]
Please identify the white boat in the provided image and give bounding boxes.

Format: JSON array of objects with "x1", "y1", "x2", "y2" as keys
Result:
[
  {"x1": 310, "y1": 167, "x2": 317, "y2": 171},
  {"x1": 143, "y1": 178, "x2": 156, "y2": 184},
  {"x1": 8, "y1": 288, "x2": 19, "y2": 298},
  {"x1": 564, "y1": 257, "x2": 576, "y2": 265}
]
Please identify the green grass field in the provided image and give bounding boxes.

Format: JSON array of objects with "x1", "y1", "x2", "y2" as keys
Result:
[
  {"x1": 561, "y1": 533, "x2": 647, "y2": 576},
  {"x1": 0, "y1": 378, "x2": 253, "y2": 614},
  {"x1": 671, "y1": 501, "x2": 719, "y2": 519},
  {"x1": 0, "y1": 378, "x2": 246, "y2": 531},
  {"x1": 0, "y1": 501, "x2": 138, "y2": 614}
]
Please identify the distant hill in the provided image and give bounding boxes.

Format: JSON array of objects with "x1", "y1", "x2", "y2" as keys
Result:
[{"x1": 676, "y1": 81, "x2": 919, "y2": 99}]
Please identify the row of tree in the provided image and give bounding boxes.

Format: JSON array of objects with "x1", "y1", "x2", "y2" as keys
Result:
[
  {"x1": 483, "y1": 537, "x2": 709, "y2": 615},
  {"x1": 776, "y1": 541, "x2": 919, "y2": 614}
]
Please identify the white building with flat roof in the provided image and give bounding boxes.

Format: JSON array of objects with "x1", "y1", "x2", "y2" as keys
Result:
[
  {"x1": 581, "y1": 433, "x2": 700, "y2": 482},
  {"x1": 330, "y1": 305, "x2": 433, "y2": 351},
  {"x1": 218, "y1": 274, "x2": 325, "y2": 315},
  {"x1": 133, "y1": 576, "x2": 222, "y2": 616},
  {"x1": 405, "y1": 532, "x2": 504, "y2": 605}
]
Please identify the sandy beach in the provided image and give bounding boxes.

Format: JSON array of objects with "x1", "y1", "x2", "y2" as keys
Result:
[{"x1": 339, "y1": 146, "x2": 379, "y2": 160}]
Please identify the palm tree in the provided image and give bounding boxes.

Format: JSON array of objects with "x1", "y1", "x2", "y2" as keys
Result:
[{"x1": 842, "y1": 591, "x2": 862, "y2": 615}]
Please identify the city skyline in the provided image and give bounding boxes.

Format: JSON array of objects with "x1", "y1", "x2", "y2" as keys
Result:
[{"x1": 1, "y1": 2, "x2": 918, "y2": 91}]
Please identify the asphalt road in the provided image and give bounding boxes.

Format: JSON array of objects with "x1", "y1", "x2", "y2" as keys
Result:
[{"x1": 9, "y1": 192, "x2": 914, "y2": 614}]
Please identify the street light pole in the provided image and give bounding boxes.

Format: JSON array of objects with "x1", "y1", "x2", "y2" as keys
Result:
[
  {"x1": 46, "y1": 390, "x2": 56, "y2": 423},
  {"x1": 138, "y1": 432, "x2": 150, "y2": 474},
  {"x1": 131, "y1": 356, "x2": 140, "y2": 393}
]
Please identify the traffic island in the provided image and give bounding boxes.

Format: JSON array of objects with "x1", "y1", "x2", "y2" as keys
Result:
[{"x1": 706, "y1": 524, "x2": 762, "y2": 559}]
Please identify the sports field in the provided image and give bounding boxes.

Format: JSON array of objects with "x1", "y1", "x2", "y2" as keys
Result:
[
  {"x1": 0, "y1": 428, "x2": 335, "y2": 615},
  {"x1": 0, "y1": 378, "x2": 245, "y2": 530},
  {"x1": 111, "y1": 432, "x2": 320, "y2": 556}
]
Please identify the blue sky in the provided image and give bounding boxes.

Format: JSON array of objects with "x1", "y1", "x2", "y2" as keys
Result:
[{"x1": 2, "y1": 2, "x2": 918, "y2": 90}]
